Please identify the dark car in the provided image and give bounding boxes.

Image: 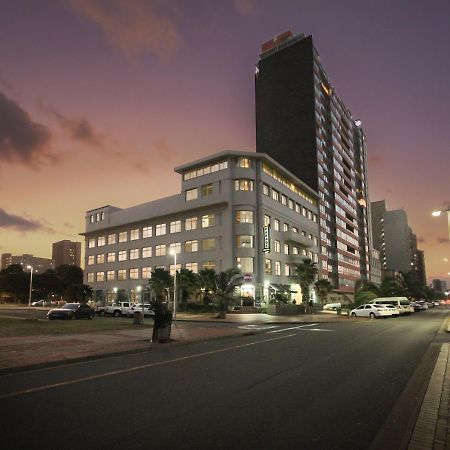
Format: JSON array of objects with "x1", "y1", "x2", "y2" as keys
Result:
[{"x1": 47, "y1": 303, "x2": 95, "y2": 320}]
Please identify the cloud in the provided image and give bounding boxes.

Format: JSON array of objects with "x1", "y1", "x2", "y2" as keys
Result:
[
  {"x1": 70, "y1": 0, "x2": 181, "y2": 59},
  {"x1": 233, "y1": 0, "x2": 258, "y2": 15},
  {"x1": 0, "y1": 91, "x2": 54, "y2": 167},
  {"x1": 436, "y1": 237, "x2": 449, "y2": 245},
  {"x1": 38, "y1": 100, "x2": 103, "y2": 147},
  {"x1": 368, "y1": 154, "x2": 386, "y2": 166},
  {"x1": 0, "y1": 207, "x2": 53, "y2": 233}
]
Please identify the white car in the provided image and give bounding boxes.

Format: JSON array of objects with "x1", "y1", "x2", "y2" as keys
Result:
[
  {"x1": 381, "y1": 304, "x2": 400, "y2": 317},
  {"x1": 128, "y1": 303, "x2": 155, "y2": 317},
  {"x1": 350, "y1": 304, "x2": 392, "y2": 319}
]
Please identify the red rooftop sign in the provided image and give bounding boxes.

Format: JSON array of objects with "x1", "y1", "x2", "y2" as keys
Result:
[{"x1": 261, "y1": 31, "x2": 294, "y2": 54}]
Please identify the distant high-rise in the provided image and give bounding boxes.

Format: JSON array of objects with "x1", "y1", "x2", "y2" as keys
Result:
[
  {"x1": 5, "y1": 254, "x2": 54, "y2": 273},
  {"x1": 52, "y1": 240, "x2": 81, "y2": 268},
  {"x1": 432, "y1": 279, "x2": 447, "y2": 292},
  {"x1": 255, "y1": 31, "x2": 372, "y2": 291},
  {"x1": 0, "y1": 253, "x2": 12, "y2": 270}
]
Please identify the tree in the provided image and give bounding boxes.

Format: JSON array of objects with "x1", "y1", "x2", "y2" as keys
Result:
[
  {"x1": 177, "y1": 269, "x2": 200, "y2": 310},
  {"x1": 214, "y1": 268, "x2": 244, "y2": 319},
  {"x1": 291, "y1": 259, "x2": 318, "y2": 306},
  {"x1": 55, "y1": 265, "x2": 83, "y2": 288},
  {"x1": 64, "y1": 284, "x2": 93, "y2": 303},
  {"x1": 148, "y1": 268, "x2": 173, "y2": 301},
  {"x1": 353, "y1": 278, "x2": 379, "y2": 306},
  {"x1": 198, "y1": 268, "x2": 217, "y2": 305},
  {"x1": 314, "y1": 279, "x2": 333, "y2": 304},
  {"x1": 0, "y1": 265, "x2": 28, "y2": 302},
  {"x1": 378, "y1": 276, "x2": 405, "y2": 297}
]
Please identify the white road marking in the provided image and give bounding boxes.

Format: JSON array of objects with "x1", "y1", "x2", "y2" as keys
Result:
[
  {"x1": 0, "y1": 333, "x2": 296, "y2": 400},
  {"x1": 267, "y1": 324, "x2": 319, "y2": 333},
  {"x1": 238, "y1": 324, "x2": 279, "y2": 330}
]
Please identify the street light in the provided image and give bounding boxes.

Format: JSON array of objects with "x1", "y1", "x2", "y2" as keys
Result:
[
  {"x1": 136, "y1": 286, "x2": 143, "y2": 323},
  {"x1": 26, "y1": 265, "x2": 33, "y2": 308},
  {"x1": 432, "y1": 206, "x2": 450, "y2": 240},
  {"x1": 169, "y1": 249, "x2": 177, "y2": 320},
  {"x1": 113, "y1": 287, "x2": 118, "y2": 303}
]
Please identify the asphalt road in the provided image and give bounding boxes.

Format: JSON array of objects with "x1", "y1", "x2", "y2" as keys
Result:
[{"x1": 1, "y1": 309, "x2": 448, "y2": 450}]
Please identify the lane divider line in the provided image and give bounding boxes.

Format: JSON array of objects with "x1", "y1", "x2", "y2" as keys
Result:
[
  {"x1": 0, "y1": 333, "x2": 296, "y2": 400},
  {"x1": 267, "y1": 324, "x2": 319, "y2": 333}
]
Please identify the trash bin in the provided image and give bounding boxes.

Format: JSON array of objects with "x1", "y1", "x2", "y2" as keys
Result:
[
  {"x1": 133, "y1": 311, "x2": 143, "y2": 325},
  {"x1": 152, "y1": 311, "x2": 172, "y2": 343}
]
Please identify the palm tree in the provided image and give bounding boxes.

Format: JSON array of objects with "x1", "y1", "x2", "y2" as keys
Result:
[
  {"x1": 353, "y1": 278, "x2": 379, "y2": 306},
  {"x1": 198, "y1": 268, "x2": 217, "y2": 305},
  {"x1": 148, "y1": 268, "x2": 173, "y2": 301},
  {"x1": 314, "y1": 279, "x2": 333, "y2": 305},
  {"x1": 378, "y1": 276, "x2": 405, "y2": 297},
  {"x1": 177, "y1": 268, "x2": 200, "y2": 310},
  {"x1": 291, "y1": 259, "x2": 318, "y2": 308},
  {"x1": 215, "y1": 268, "x2": 244, "y2": 319}
]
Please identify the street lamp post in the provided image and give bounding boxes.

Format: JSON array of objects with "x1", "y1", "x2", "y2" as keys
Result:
[
  {"x1": 136, "y1": 286, "x2": 143, "y2": 324},
  {"x1": 432, "y1": 206, "x2": 450, "y2": 241},
  {"x1": 170, "y1": 250, "x2": 177, "y2": 320},
  {"x1": 27, "y1": 265, "x2": 33, "y2": 308}
]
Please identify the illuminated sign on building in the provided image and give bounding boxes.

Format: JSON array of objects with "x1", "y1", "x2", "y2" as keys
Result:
[{"x1": 262, "y1": 225, "x2": 271, "y2": 253}]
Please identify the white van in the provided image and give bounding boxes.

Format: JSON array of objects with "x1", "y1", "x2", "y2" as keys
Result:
[{"x1": 369, "y1": 297, "x2": 413, "y2": 315}]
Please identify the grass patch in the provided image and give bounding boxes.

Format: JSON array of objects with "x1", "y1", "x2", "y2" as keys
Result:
[{"x1": 0, "y1": 316, "x2": 153, "y2": 337}]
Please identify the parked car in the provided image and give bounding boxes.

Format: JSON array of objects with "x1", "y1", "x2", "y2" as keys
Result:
[
  {"x1": 47, "y1": 303, "x2": 95, "y2": 320},
  {"x1": 410, "y1": 301, "x2": 423, "y2": 312},
  {"x1": 433, "y1": 301, "x2": 440, "y2": 307},
  {"x1": 31, "y1": 300, "x2": 46, "y2": 307},
  {"x1": 350, "y1": 304, "x2": 392, "y2": 319},
  {"x1": 323, "y1": 303, "x2": 341, "y2": 311},
  {"x1": 381, "y1": 304, "x2": 400, "y2": 317},
  {"x1": 105, "y1": 302, "x2": 133, "y2": 317},
  {"x1": 128, "y1": 303, "x2": 155, "y2": 317},
  {"x1": 369, "y1": 297, "x2": 413, "y2": 315}
]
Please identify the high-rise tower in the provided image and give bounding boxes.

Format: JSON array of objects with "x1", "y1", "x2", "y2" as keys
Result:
[{"x1": 255, "y1": 31, "x2": 372, "y2": 291}]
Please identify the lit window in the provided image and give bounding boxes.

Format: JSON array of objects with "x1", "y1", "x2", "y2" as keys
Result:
[
  {"x1": 283, "y1": 223, "x2": 289, "y2": 232},
  {"x1": 203, "y1": 260, "x2": 216, "y2": 270},
  {"x1": 118, "y1": 251, "x2": 127, "y2": 261},
  {"x1": 264, "y1": 214, "x2": 271, "y2": 226},
  {"x1": 281, "y1": 194, "x2": 287, "y2": 205},
  {"x1": 169, "y1": 242, "x2": 181, "y2": 254},
  {"x1": 284, "y1": 244, "x2": 289, "y2": 255},
  {"x1": 185, "y1": 262, "x2": 198, "y2": 273},
  {"x1": 142, "y1": 267, "x2": 152, "y2": 279},
  {"x1": 117, "y1": 269, "x2": 127, "y2": 281},
  {"x1": 156, "y1": 223, "x2": 167, "y2": 236},
  {"x1": 89, "y1": 215, "x2": 94, "y2": 223},
  {"x1": 97, "y1": 236, "x2": 105, "y2": 246},
  {"x1": 236, "y1": 235, "x2": 253, "y2": 248},
  {"x1": 130, "y1": 229, "x2": 139, "y2": 241},
  {"x1": 237, "y1": 157, "x2": 251, "y2": 168},
  {"x1": 142, "y1": 247, "x2": 152, "y2": 258},
  {"x1": 185, "y1": 217, "x2": 198, "y2": 230},
  {"x1": 284, "y1": 264, "x2": 290, "y2": 277},
  {"x1": 119, "y1": 232, "x2": 127, "y2": 243},
  {"x1": 292, "y1": 247, "x2": 299, "y2": 255},
  {"x1": 129, "y1": 268, "x2": 139, "y2": 280},
  {"x1": 202, "y1": 238, "x2": 216, "y2": 251},
  {"x1": 129, "y1": 249, "x2": 139, "y2": 260},
  {"x1": 87, "y1": 273, "x2": 94, "y2": 282},
  {"x1": 288, "y1": 199, "x2": 294, "y2": 209},
  {"x1": 202, "y1": 214, "x2": 215, "y2": 228},
  {"x1": 108, "y1": 234, "x2": 116, "y2": 245},
  {"x1": 236, "y1": 257, "x2": 253, "y2": 272},
  {"x1": 155, "y1": 245, "x2": 166, "y2": 256},
  {"x1": 236, "y1": 210, "x2": 253, "y2": 223},
  {"x1": 201, "y1": 184, "x2": 213, "y2": 196},
  {"x1": 263, "y1": 183, "x2": 270, "y2": 195},
  {"x1": 275, "y1": 261, "x2": 281, "y2": 276},
  {"x1": 107, "y1": 252, "x2": 115, "y2": 262},
  {"x1": 265, "y1": 259, "x2": 272, "y2": 275},
  {"x1": 169, "y1": 264, "x2": 182, "y2": 276},
  {"x1": 292, "y1": 227, "x2": 299, "y2": 234},
  {"x1": 87, "y1": 255, "x2": 95, "y2": 265},
  {"x1": 106, "y1": 270, "x2": 115, "y2": 281},
  {"x1": 272, "y1": 190, "x2": 279, "y2": 202},
  {"x1": 185, "y1": 240, "x2": 198, "y2": 252},
  {"x1": 96, "y1": 254, "x2": 105, "y2": 264},
  {"x1": 186, "y1": 188, "x2": 198, "y2": 201},
  {"x1": 96, "y1": 272, "x2": 105, "y2": 282},
  {"x1": 235, "y1": 179, "x2": 254, "y2": 191},
  {"x1": 142, "y1": 226, "x2": 152, "y2": 238},
  {"x1": 274, "y1": 240, "x2": 280, "y2": 252},
  {"x1": 274, "y1": 219, "x2": 280, "y2": 231},
  {"x1": 170, "y1": 220, "x2": 181, "y2": 233}
]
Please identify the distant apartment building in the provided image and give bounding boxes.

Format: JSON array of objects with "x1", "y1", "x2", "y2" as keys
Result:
[
  {"x1": 371, "y1": 200, "x2": 426, "y2": 283},
  {"x1": 370, "y1": 248, "x2": 382, "y2": 285},
  {"x1": 432, "y1": 279, "x2": 447, "y2": 292},
  {"x1": 82, "y1": 151, "x2": 320, "y2": 305},
  {"x1": 52, "y1": 240, "x2": 82, "y2": 268},
  {"x1": 255, "y1": 31, "x2": 372, "y2": 292},
  {"x1": 3, "y1": 254, "x2": 54, "y2": 273},
  {"x1": 0, "y1": 253, "x2": 12, "y2": 270}
]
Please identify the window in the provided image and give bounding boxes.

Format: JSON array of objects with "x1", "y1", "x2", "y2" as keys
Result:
[
  {"x1": 185, "y1": 217, "x2": 197, "y2": 230},
  {"x1": 272, "y1": 190, "x2": 279, "y2": 202},
  {"x1": 129, "y1": 249, "x2": 139, "y2": 260},
  {"x1": 236, "y1": 210, "x2": 253, "y2": 223},
  {"x1": 185, "y1": 262, "x2": 198, "y2": 273},
  {"x1": 169, "y1": 242, "x2": 181, "y2": 254},
  {"x1": 292, "y1": 227, "x2": 299, "y2": 234},
  {"x1": 142, "y1": 247, "x2": 152, "y2": 258},
  {"x1": 236, "y1": 235, "x2": 253, "y2": 248},
  {"x1": 202, "y1": 214, "x2": 215, "y2": 228},
  {"x1": 108, "y1": 234, "x2": 116, "y2": 245},
  {"x1": 292, "y1": 247, "x2": 299, "y2": 255},
  {"x1": 265, "y1": 259, "x2": 272, "y2": 275},
  {"x1": 236, "y1": 257, "x2": 253, "y2": 272},
  {"x1": 283, "y1": 223, "x2": 289, "y2": 232},
  {"x1": 117, "y1": 269, "x2": 127, "y2": 281},
  {"x1": 170, "y1": 264, "x2": 182, "y2": 276},
  {"x1": 281, "y1": 194, "x2": 287, "y2": 205},
  {"x1": 203, "y1": 260, "x2": 216, "y2": 270},
  {"x1": 87, "y1": 273, "x2": 94, "y2": 282},
  {"x1": 107, "y1": 252, "x2": 116, "y2": 262},
  {"x1": 234, "y1": 179, "x2": 254, "y2": 191},
  {"x1": 183, "y1": 160, "x2": 228, "y2": 180},
  {"x1": 284, "y1": 244, "x2": 289, "y2": 255},
  {"x1": 89, "y1": 215, "x2": 94, "y2": 223},
  {"x1": 142, "y1": 226, "x2": 152, "y2": 238},
  {"x1": 274, "y1": 219, "x2": 280, "y2": 231},
  {"x1": 142, "y1": 267, "x2": 152, "y2": 279},
  {"x1": 185, "y1": 240, "x2": 198, "y2": 252},
  {"x1": 262, "y1": 183, "x2": 270, "y2": 195},
  {"x1": 274, "y1": 240, "x2": 281, "y2": 252},
  {"x1": 264, "y1": 214, "x2": 271, "y2": 226},
  {"x1": 275, "y1": 261, "x2": 281, "y2": 276},
  {"x1": 107, "y1": 270, "x2": 115, "y2": 281},
  {"x1": 186, "y1": 188, "x2": 198, "y2": 201},
  {"x1": 170, "y1": 220, "x2": 181, "y2": 233},
  {"x1": 87, "y1": 255, "x2": 95, "y2": 265},
  {"x1": 284, "y1": 264, "x2": 290, "y2": 277},
  {"x1": 237, "y1": 157, "x2": 251, "y2": 168},
  {"x1": 96, "y1": 272, "x2": 105, "y2": 282},
  {"x1": 155, "y1": 223, "x2": 166, "y2": 236},
  {"x1": 288, "y1": 199, "x2": 294, "y2": 209},
  {"x1": 295, "y1": 203, "x2": 301, "y2": 214},
  {"x1": 202, "y1": 238, "x2": 216, "y2": 251},
  {"x1": 88, "y1": 238, "x2": 96, "y2": 248},
  {"x1": 129, "y1": 229, "x2": 139, "y2": 241},
  {"x1": 155, "y1": 245, "x2": 166, "y2": 256},
  {"x1": 119, "y1": 231, "x2": 127, "y2": 243},
  {"x1": 118, "y1": 251, "x2": 127, "y2": 261},
  {"x1": 129, "y1": 268, "x2": 139, "y2": 280},
  {"x1": 201, "y1": 183, "x2": 213, "y2": 196},
  {"x1": 96, "y1": 254, "x2": 105, "y2": 264}
]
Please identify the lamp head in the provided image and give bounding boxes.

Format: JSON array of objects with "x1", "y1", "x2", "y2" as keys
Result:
[{"x1": 432, "y1": 210, "x2": 442, "y2": 217}]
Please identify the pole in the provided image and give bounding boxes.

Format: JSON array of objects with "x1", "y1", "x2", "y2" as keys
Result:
[
  {"x1": 173, "y1": 252, "x2": 177, "y2": 321},
  {"x1": 28, "y1": 267, "x2": 33, "y2": 308},
  {"x1": 447, "y1": 209, "x2": 450, "y2": 241}
]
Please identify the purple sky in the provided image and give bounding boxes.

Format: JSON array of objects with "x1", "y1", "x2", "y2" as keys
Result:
[{"x1": 0, "y1": 0, "x2": 449, "y2": 283}]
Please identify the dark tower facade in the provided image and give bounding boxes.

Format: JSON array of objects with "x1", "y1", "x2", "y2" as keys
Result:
[{"x1": 256, "y1": 31, "x2": 372, "y2": 291}]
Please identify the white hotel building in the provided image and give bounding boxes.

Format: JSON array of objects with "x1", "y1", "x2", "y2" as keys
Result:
[{"x1": 82, "y1": 151, "x2": 320, "y2": 305}]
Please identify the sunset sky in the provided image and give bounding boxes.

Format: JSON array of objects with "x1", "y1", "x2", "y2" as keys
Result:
[{"x1": 1, "y1": 0, "x2": 449, "y2": 284}]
